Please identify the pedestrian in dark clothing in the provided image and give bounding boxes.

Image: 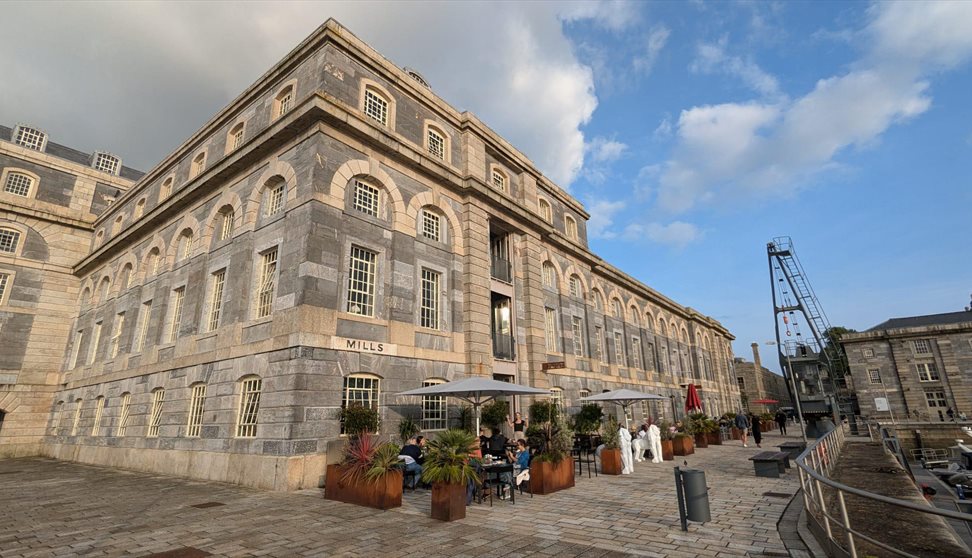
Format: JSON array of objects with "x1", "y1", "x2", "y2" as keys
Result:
[
  {"x1": 750, "y1": 413, "x2": 762, "y2": 448},
  {"x1": 775, "y1": 410, "x2": 788, "y2": 436}
]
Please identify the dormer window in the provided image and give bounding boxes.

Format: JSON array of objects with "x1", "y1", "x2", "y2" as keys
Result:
[
  {"x1": 93, "y1": 152, "x2": 120, "y2": 175},
  {"x1": 364, "y1": 88, "x2": 389, "y2": 126},
  {"x1": 13, "y1": 126, "x2": 46, "y2": 151}
]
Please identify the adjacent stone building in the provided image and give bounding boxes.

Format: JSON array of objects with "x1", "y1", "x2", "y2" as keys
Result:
[
  {"x1": 1, "y1": 19, "x2": 740, "y2": 489},
  {"x1": 841, "y1": 311, "x2": 972, "y2": 423},
  {"x1": 734, "y1": 343, "x2": 792, "y2": 414}
]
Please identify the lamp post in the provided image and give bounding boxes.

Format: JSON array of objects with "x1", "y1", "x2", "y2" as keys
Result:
[{"x1": 765, "y1": 341, "x2": 808, "y2": 443}]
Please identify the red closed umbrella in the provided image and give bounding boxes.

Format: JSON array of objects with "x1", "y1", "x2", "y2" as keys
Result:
[
  {"x1": 751, "y1": 398, "x2": 779, "y2": 405},
  {"x1": 685, "y1": 383, "x2": 703, "y2": 413}
]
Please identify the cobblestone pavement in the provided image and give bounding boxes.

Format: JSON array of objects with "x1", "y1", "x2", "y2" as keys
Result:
[{"x1": 0, "y1": 432, "x2": 800, "y2": 557}]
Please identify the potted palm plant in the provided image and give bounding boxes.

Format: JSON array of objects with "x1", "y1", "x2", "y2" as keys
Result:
[
  {"x1": 526, "y1": 400, "x2": 575, "y2": 495},
  {"x1": 659, "y1": 421, "x2": 675, "y2": 461},
  {"x1": 422, "y1": 428, "x2": 480, "y2": 521},
  {"x1": 398, "y1": 415, "x2": 420, "y2": 444},
  {"x1": 324, "y1": 432, "x2": 403, "y2": 509},
  {"x1": 599, "y1": 415, "x2": 622, "y2": 475}
]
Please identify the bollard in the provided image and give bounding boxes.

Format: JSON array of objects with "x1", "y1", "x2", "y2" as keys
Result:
[{"x1": 681, "y1": 468, "x2": 711, "y2": 523}]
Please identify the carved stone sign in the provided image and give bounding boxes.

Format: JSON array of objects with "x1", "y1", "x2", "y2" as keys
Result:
[
  {"x1": 542, "y1": 361, "x2": 566, "y2": 371},
  {"x1": 332, "y1": 336, "x2": 397, "y2": 355}
]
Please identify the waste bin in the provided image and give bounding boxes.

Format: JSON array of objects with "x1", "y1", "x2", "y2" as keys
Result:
[{"x1": 681, "y1": 468, "x2": 711, "y2": 522}]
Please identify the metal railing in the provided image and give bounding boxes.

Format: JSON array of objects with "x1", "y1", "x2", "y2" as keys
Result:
[{"x1": 796, "y1": 425, "x2": 972, "y2": 557}]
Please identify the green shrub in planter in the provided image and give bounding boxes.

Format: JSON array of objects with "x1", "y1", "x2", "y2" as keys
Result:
[
  {"x1": 574, "y1": 403, "x2": 604, "y2": 435},
  {"x1": 480, "y1": 400, "x2": 509, "y2": 430},
  {"x1": 341, "y1": 405, "x2": 379, "y2": 439},
  {"x1": 601, "y1": 415, "x2": 620, "y2": 449}
]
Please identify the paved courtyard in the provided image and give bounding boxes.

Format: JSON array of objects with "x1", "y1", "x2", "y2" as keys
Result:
[{"x1": 1, "y1": 432, "x2": 800, "y2": 557}]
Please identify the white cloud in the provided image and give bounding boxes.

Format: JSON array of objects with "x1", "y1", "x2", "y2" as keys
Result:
[
  {"x1": 690, "y1": 36, "x2": 783, "y2": 99},
  {"x1": 633, "y1": 25, "x2": 671, "y2": 74},
  {"x1": 0, "y1": 1, "x2": 601, "y2": 186},
  {"x1": 622, "y1": 221, "x2": 703, "y2": 249},
  {"x1": 560, "y1": 0, "x2": 641, "y2": 31},
  {"x1": 586, "y1": 198, "x2": 626, "y2": 239},
  {"x1": 659, "y1": 1, "x2": 972, "y2": 213},
  {"x1": 653, "y1": 116, "x2": 673, "y2": 140},
  {"x1": 586, "y1": 136, "x2": 628, "y2": 163}
]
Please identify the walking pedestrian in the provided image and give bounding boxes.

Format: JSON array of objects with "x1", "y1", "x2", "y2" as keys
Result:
[
  {"x1": 775, "y1": 410, "x2": 788, "y2": 436},
  {"x1": 750, "y1": 413, "x2": 762, "y2": 448},
  {"x1": 735, "y1": 410, "x2": 750, "y2": 448}
]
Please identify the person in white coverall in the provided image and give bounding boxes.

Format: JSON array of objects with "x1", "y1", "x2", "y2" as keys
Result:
[
  {"x1": 632, "y1": 424, "x2": 648, "y2": 463},
  {"x1": 619, "y1": 423, "x2": 634, "y2": 474},
  {"x1": 648, "y1": 420, "x2": 663, "y2": 463}
]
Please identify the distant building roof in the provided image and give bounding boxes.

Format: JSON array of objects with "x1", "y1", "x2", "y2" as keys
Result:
[
  {"x1": 868, "y1": 311, "x2": 972, "y2": 332},
  {"x1": 1, "y1": 124, "x2": 144, "y2": 181}
]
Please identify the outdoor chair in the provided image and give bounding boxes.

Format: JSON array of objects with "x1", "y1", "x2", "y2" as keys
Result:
[{"x1": 573, "y1": 439, "x2": 598, "y2": 478}]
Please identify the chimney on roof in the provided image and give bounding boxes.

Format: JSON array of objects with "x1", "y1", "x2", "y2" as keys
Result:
[{"x1": 751, "y1": 342, "x2": 762, "y2": 371}]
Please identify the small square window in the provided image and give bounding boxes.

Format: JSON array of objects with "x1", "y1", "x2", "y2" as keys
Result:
[
  {"x1": 421, "y1": 211, "x2": 441, "y2": 242},
  {"x1": 93, "y1": 153, "x2": 120, "y2": 175},
  {"x1": 914, "y1": 339, "x2": 931, "y2": 354},
  {"x1": 0, "y1": 228, "x2": 21, "y2": 253},
  {"x1": 364, "y1": 89, "x2": 388, "y2": 126},
  {"x1": 4, "y1": 172, "x2": 33, "y2": 197},
  {"x1": 352, "y1": 180, "x2": 380, "y2": 217},
  {"x1": 862, "y1": 348, "x2": 874, "y2": 358}
]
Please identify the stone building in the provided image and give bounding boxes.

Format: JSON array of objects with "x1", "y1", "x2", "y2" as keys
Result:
[
  {"x1": 1, "y1": 19, "x2": 739, "y2": 489},
  {"x1": 841, "y1": 311, "x2": 972, "y2": 423},
  {"x1": 734, "y1": 343, "x2": 792, "y2": 414}
]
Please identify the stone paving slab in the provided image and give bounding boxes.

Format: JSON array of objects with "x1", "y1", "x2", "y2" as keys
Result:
[{"x1": 0, "y1": 433, "x2": 800, "y2": 557}]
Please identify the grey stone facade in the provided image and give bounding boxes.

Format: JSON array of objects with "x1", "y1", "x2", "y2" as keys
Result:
[{"x1": 2, "y1": 19, "x2": 740, "y2": 489}]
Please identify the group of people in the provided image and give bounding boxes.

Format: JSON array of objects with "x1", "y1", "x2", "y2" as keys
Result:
[
  {"x1": 476, "y1": 424, "x2": 530, "y2": 501},
  {"x1": 733, "y1": 409, "x2": 790, "y2": 448},
  {"x1": 620, "y1": 420, "x2": 664, "y2": 473}
]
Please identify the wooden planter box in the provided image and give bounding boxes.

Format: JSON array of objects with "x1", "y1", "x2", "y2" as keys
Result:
[
  {"x1": 694, "y1": 433, "x2": 708, "y2": 449},
  {"x1": 762, "y1": 420, "x2": 775, "y2": 432},
  {"x1": 731, "y1": 427, "x2": 742, "y2": 440},
  {"x1": 661, "y1": 439, "x2": 675, "y2": 461},
  {"x1": 673, "y1": 436, "x2": 695, "y2": 456},
  {"x1": 430, "y1": 482, "x2": 466, "y2": 522},
  {"x1": 601, "y1": 448, "x2": 622, "y2": 475},
  {"x1": 531, "y1": 457, "x2": 575, "y2": 495},
  {"x1": 707, "y1": 431, "x2": 722, "y2": 445},
  {"x1": 324, "y1": 464, "x2": 402, "y2": 510}
]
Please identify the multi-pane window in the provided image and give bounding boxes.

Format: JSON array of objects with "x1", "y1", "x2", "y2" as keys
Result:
[
  {"x1": 594, "y1": 326, "x2": 604, "y2": 361},
  {"x1": 925, "y1": 390, "x2": 947, "y2": 409},
  {"x1": 93, "y1": 153, "x2": 119, "y2": 175},
  {"x1": 427, "y1": 128, "x2": 445, "y2": 160},
  {"x1": 421, "y1": 210, "x2": 441, "y2": 242},
  {"x1": 116, "y1": 393, "x2": 131, "y2": 436},
  {"x1": 571, "y1": 316, "x2": 585, "y2": 357},
  {"x1": 190, "y1": 152, "x2": 206, "y2": 178},
  {"x1": 133, "y1": 301, "x2": 152, "y2": 353},
  {"x1": 167, "y1": 287, "x2": 185, "y2": 342},
  {"x1": 208, "y1": 270, "x2": 226, "y2": 331},
  {"x1": 0, "y1": 272, "x2": 8, "y2": 304},
  {"x1": 632, "y1": 336, "x2": 644, "y2": 369},
  {"x1": 71, "y1": 399, "x2": 83, "y2": 436},
  {"x1": 341, "y1": 374, "x2": 380, "y2": 434},
  {"x1": 614, "y1": 332, "x2": 626, "y2": 366},
  {"x1": 549, "y1": 388, "x2": 564, "y2": 411},
  {"x1": 542, "y1": 262, "x2": 555, "y2": 288},
  {"x1": 277, "y1": 87, "x2": 294, "y2": 116},
  {"x1": 69, "y1": 330, "x2": 83, "y2": 369},
  {"x1": 160, "y1": 178, "x2": 173, "y2": 200},
  {"x1": 612, "y1": 298, "x2": 623, "y2": 318},
  {"x1": 538, "y1": 198, "x2": 552, "y2": 222},
  {"x1": 256, "y1": 249, "x2": 278, "y2": 319},
  {"x1": 592, "y1": 291, "x2": 603, "y2": 312},
  {"x1": 867, "y1": 369, "x2": 881, "y2": 384},
  {"x1": 347, "y1": 246, "x2": 377, "y2": 316},
  {"x1": 862, "y1": 348, "x2": 874, "y2": 358},
  {"x1": 218, "y1": 208, "x2": 235, "y2": 241},
  {"x1": 568, "y1": 275, "x2": 581, "y2": 298},
  {"x1": 88, "y1": 321, "x2": 102, "y2": 365},
  {"x1": 916, "y1": 362, "x2": 940, "y2": 382},
  {"x1": 0, "y1": 228, "x2": 21, "y2": 253},
  {"x1": 913, "y1": 340, "x2": 932, "y2": 354},
  {"x1": 264, "y1": 182, "x2": 285, "y2": 217},
  {"x1": 134, "y1": 199, "x2": 145, "y2": 219},
  {"x1": 422, "y1": 379, "x2": 447, "y2": 431},
  {"x1": 4, "y1": 172, "x2": 33, "y2": 197},
  {"x1": 544, "y1": 308, "x2": 558, "y2": 353},
  {"x1": 419, "y1": 268, "x2": 440, "y2": 330},
  {"x1": 187, "y1": 384, "x2": 206, "y2": 437},
  {"x1": 178, "y1": 231, "x2": 194, "y2": 261},
  {"x1": 352, "y1": 180, "x2": 380, "y2": 217},
  {"x1": 491, "y1": 169, "x2": 507, "y2": 192},
  {"x1": 14, "y1": 126, "x2": 45, "y2": 150},
  {"x1": 230, "y1": 123, "x2": 245, "y2": 151},
  {"x1": 364, "y1": 89, "x2": 388, "y2": 125},
  {"x1": 148, "y1": 389, "x2": 164, "y2": 437},
  {"x1": 119, "y1": 264, "x2": 133, "y2": 289},
  {"x1": 108, "y1": 312, "x2": 125, "y2": 359},
  {"x1": 91, "y1": 397, "x2": 105, "y2": 436},
  {"x1": 565, "y1": 215, "x2": 578, "y2": 240}
]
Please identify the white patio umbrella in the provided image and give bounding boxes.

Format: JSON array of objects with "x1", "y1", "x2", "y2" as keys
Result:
[
  {"x1": 579, "y1": 388, "x2": 667, "y2": 428},
  {"x1": 396, "y1": 377, "x2": 548, "y2": 434}
]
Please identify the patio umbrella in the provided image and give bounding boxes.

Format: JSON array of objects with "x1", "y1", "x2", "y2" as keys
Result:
[
  {"x1": 396, "y1": 377, "x2": 548, "y2": 433},
  {"x1": 685, "y1": 383, "x2": 703, "y2": 414},
  {"x1": 579, "y1": 389, "x2": 666, "y2": 428}
]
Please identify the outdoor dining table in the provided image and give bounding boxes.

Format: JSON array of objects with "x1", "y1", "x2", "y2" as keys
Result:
[{"x1": 478, "y1": 460, "x2": 515, "y2": 505}]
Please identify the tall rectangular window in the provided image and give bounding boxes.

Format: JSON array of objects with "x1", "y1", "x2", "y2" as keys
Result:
[
  {"x1": 133, "y1": 301, "x2": 152, "y2": 353},
  {"x1": 231, "y1": 125, "x2": 245, "y2": 150},
  {"x1": 88, "y1": 321, "x2": 103, "y2": 365},
  {"x1": 614, "y1": 332, "x2": 626, "y2": 366},
  {"x1": 364, "y1": 89, "x2": 388, "y2": 125},
  {"x1": 347, "y1": 246, "x2": 377, "y2": 316},
  {"x1": 208, "y1": 270, "x2": 226, "y2": 331},
  {"x1": 544, "y1": 308, "x2": 558, "y2": 353},
  {"x1": 167, "y1": 288, "x2": 185, "y2": 342},
  {"x1": 594, "y1": 326, "x2": 604, "y2": 361},
  {"x1": 0, "y1": 272, "x2": 8, "y2": 303},
  {"x1": 913, "y1": 339, "x2": 932, "y2": 354},
  {"x1": 108, "y1": 312, "x2": 125, "y2": 359},
  {"x1": 341, "y1": 375, "x2": 380, "y2": 434},
  {"x1": 91, "y1": 397, "x2": 105, "y2": 436},
  {"x1": 116, "y1": 393, "x2": 131, "y2": 436},
  {"x1": 71, "y1": 399, "x2": 83, "y2": 436},
  {"x1": 236, "y1": 377, "x2": 262, "y2": 438},
  {"x1": 148, "y1": 389, "x2": 164, "y2": 437},
  {"x1": 631, "y1": 336, "x2": 644, "y2": 369},
  {"x1": 422, "y1": 379, "x2": 447, "y2": 431},
  {"x1": 256, "y1": 249, "x2": 278, "y2": 319},
  {"x1": 186, "y1": 384, "x2": 206, "y2": 437},
  {"x1": 419, "y1": 268, "x2": 440, "y2": 329},
  {"x1": 70, "y1": 330, "x2": 83, "y2": 369},
  {"x1": 264, "y1": 184, "x2": 284, "y2": 217},
  {"x1": 916, "y1": 362, "x2": 940, "y2": 382},
  {"x1": 421, "y1": 211, "x2": 441, "y2": 242},
  {"x1": 571, "y1": 316, "x2": 585, "y2": 357},
  {"x1": 427, "y1": 129, "x2": 445, "y2": 160},
  {"x1": 352, "y1": 180, "x2": 380, "y2": 217}
]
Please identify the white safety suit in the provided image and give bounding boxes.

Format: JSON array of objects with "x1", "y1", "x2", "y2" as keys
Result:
[
  {"x1": 632, "y1": 429, "x2": 647, "y2": 463},
  {"x1": 648, "y1": 424, "x2": 663, "y2": 463},
  {"x1": 619, "y1": 425, "x2": 634, "y2": 474}
]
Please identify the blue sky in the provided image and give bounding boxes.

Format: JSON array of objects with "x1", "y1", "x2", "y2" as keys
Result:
[{"x1": 2, "y1": 1, "x2": 970, "y2": 372}]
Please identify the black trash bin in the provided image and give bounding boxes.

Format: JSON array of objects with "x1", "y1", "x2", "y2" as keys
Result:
[{"x1": 681, "y1": 468, "x2": 711, "y2": 523}]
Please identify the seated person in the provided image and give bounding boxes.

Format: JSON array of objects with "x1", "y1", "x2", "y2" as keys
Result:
[
  {"x1": 488, "y1": 430, "x2": 508, "y2": 457},
  {"x1": 398, "y1": 435, "x2": 425, "y2": 489},
  {"x1": 479, "y1": 427, "x2": 492, "y2": 454},
  {"x1": 495, "y1": 439, "x2": 530, "y2": 499}
]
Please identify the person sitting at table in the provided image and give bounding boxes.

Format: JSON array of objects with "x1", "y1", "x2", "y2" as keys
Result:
[
  {"x1": 488, "y1": 429, "x2": 508, "y2": 458},
  {"x1": 479, "y1": 427, "x2": 492, "y2": 454},
  {"x1": 496, "y1": 439, "x2": 530, "y2": 499},
  {"x1": 398, "y1": 435, "x2": 425, "y2": 489}
]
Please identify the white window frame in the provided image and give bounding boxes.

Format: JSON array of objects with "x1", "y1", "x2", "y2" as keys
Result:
[
  {"x1": 0, "y1": 271, "x2": 10, "y2": 305},
  {"x1": 218, "y1": 207, "x2": 235, "y2": 241},
  {"x1": 190, "y1": 151, "x2": 206, "y2": 179},
  {"x1": 363, "y1": 88, "x2": 389, "y2": 126},
  {"x1": 178, "y1": 231, "x2": 194, "y2": 261},
  {"x1": 571, "y1": 316, "x2": 585, "y2": 357},
  {"x1": 427, "y1": 127, "x2": 446, "y2": 160},
  {"x1": 491, "y1": 168, "x2": 508, "y2": 192},
  {"x1": 569, "y1": 275, "x2": 581, "y2": 298},
  {"x1": 419, "y1": 268, "x2": 440, "y2": 330},
  {"x1": 92, "y1": 396, "x2": 105, "y2": 436},
  {"x1": 614, "y1": 332, "x2": 626, "y2": 366},
  {"x1": 420, "y1": 209, "x2": 441, "y2": 242},
  {"x1": 925, "y1": 390, "x2": 947, "y2": 409},
  {"x1": 341, "y1": 374, "x2": 380, "y2": 435},
  {"x1": 916, "y1": 362, "x2": 940, "y2": 382},
  {"x1": 264, "y1": 181, "x2": 285, "y2": 217},
  {"x1": 612, "y1": 299, "x2": 623, "y2": 319},
  {"x1": 93, "y1": 152, "x2": 120, "y2": 175},
  {"x1": 116, "y1": 393, "x2": 131, "y2": 436},
  {"x1": 544, "y1": 307, "x2": 558, "y2": 353},
  {"x1": 632, "y1": 336, "x2": 644, "y2": 369},
  {"x1": 346, "y1": 245, "x2": 377, "y2": 317},
  {"x1": 274, "y1": 85, "x2": 295, "y2": 120},
  {"x1": 538, "y1": 198, "x2": 552, "y2": 222},
  {"x1": 862, "y1": 348, "x2": 874, "y2": 359},
  {"x1": 3, "y1": 171, "x2": 34, "y2": 197},
  {"x1": 542, "y1": 262, "x2": 555, "y2": 288},
  {"x1": 913, "y1": 339, "x2": 932, "y2": 355},
  {"x1": 549, "y1": 387, "x2": 564, "y2": 410},
  {"x1": 228, "y1": 122, "x2": 246, "y2": 152},
  {"x1": 236, "y1": 377, "x2": 262, "y2": 437},
  {"x1": 69, "y1": 329, "x2": 83, "y2": 369},
  {"x1": 0, "y1": 228, "x2": 21, "y2": 254},
  {"x1": 166, "y1": 287, "x2": 185, "y2": 343},
  {"x1": 565, "y1": 215, "x2": 578, "y2": 240},
  {"x1": 132, "y1": 300, "x2": 152, "y2": 353},
  {"x1": 187, "y1": 383, "x2": 206, "y2": 438},
  {"x1": 71, "y1": 399, "x2": 83, "y2": 436},
  {"x1": 351, "y1": 179, "x2": 380, "y2": 217},
  {"x1": 14, "y1": 125, "x2": 46, "y2": 151},
  {"x1": 108, "y1": 312, "x2": 125, "y2": 359},
  {"x1": 255, "y1": 248, "x2": 278, "y2": 319},
  {"x1": 160, "y1": 177, "x2": 173, "y2": 201},
  {"x1": 208, "y1": 269, "x2": 226, "y2": 331},
  {"x1": 422, "y1": 379, "x2": 448, "y2": 431},
  {"x1": 88, "y1": 321, "x2": 103, "y2": 365},
  {"x1": 148, "y1": 389, "x2": 164, "y2": 437},
  {"x1": 594, "y1": 326, "x2": 604, "y2": 362}
]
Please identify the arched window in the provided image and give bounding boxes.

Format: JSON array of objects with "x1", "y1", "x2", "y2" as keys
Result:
[
  {"x1": 147, "y1": 388, "x2": 164, "y2": 437},
  {"x1": 426, "y1": 124, "x2": 447, "y2": 161},
  {"x1": 0, "y1": 227, "x2": 22, "y2": 254},
  {"x1": 228, "y1": 122, "x2": 245, "y2": 152},
  {"x1": 216, "y1": 205, "x2": 235, "y2": 241},
  {"x1": 79, "y1": 287, "x2": 91, "y2": 308},
  {"x1": 190, "y1": 152, "x2": 206, "y2": 179},
  {"x1": 542, "y1": 261, "x2": 555, "y2": 288},
  {"x1": 118, "y1": 263, "x2": 133, "y2": 290},
  {"x1": 236, "y1": 376, "x2": 262, "y2": 438},
  {"x1": 98, "y1": 277, "x2": 111, "y2": 302},
  {"x1": 160, "y1": 177, "x2": 173, "y2": 201},
  {"x1": 177, "y1": 229, "x2": 194, "y2": 261},
  {"x1": 630, "y1": 308, "x2": 641, "y2": 327},
  {"x1": 95, "y1": 229, "x2": 105, "y2": 246},
  {"x1": 422, "y1": 378, "x2": 448, "y2": 431},
  {"x1": 363, "y1": 86, "x2": 389, "y2": 126},
  {"x1": 537, "y1": 198, "x2": 552, "y2": 222},
  {"x1": 116, "y1": 393, "x2": 131, "y2": 436},
  {"x1": 3, "y1": 171, "x2": 34, "y2": 197},
  {"x1": 564, "y1": 215, "x2": 578, "y2": 241},
  {"x1": 612, "y1": 298, "x2": 623, "y2": 318},
  {"x1": 658, "y1": 319, "x2": 667, "y2": 337},
  {"x1": 591, "y1": 289, "x2": 603, "y2": 312},
  {"x1": 490, "y1": 168, "x2": 508, "y2": 192},
  {"x1": 111, "y1": 215, "x2": 124, "y2": 236},
  {"x1": 146, "y1": 247, "x2": 162, "y2": 277},
  {"x1": 341, "y1": 373, "x2": 380, "y2": 434},
  {"x1": 351, "y1": 178, "x2": 380, "y2": 218},
  {"x1": 645, "y1": 313, "x2": 654, "y2": 333},
  {"x1": 91, "y1": 396, "x2": 105, "y2": 436},
  {"x1": 71, "y1": 398, "x2": 83, "y2": 436},
  {"x1": 568, "y1": 275, "x2": 582, "y2": 298},
  {"x1": 549, "y1": 387, "x2": 565, "y2": 410},
  {"x1": 134, "y1": 198, "x2": 146, "y2": 219},
  {"x1": 273, "y1": 85, "x2": 295, "y2": 120},
  {"x1": 187, "y1": 383, "x2": 207, "y2": 438},
  {"x1": 262, "y1": 177, "x2": 286, "y2": 218},
  {"x1": 419, "y1": 207, "x2": 443, "y2": 242}
]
